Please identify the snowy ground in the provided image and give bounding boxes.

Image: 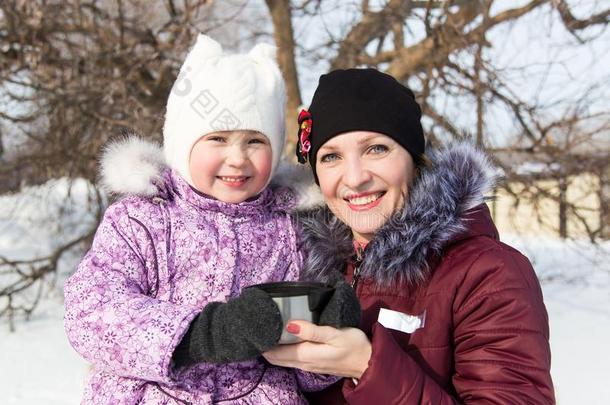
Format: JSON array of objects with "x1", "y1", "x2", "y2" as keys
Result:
[
  {"x1": 0, "y1": 298, "x2": 88, "y2": 404},
  {"x1": 1, "y1": 181, "x2": 609, "y2": 404}
]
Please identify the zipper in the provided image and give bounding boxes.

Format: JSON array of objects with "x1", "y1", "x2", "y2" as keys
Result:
[
  {"x1": 129, "y1": 216, "x2": 160, "y2": 298},
  {"x1": 351, "y1": 245, "x2": 364, "y2": 290}
]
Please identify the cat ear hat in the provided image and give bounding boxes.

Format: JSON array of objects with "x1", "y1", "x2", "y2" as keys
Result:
[{"x1": 163, "y1": 34, "x2": 287, "y2": 187}]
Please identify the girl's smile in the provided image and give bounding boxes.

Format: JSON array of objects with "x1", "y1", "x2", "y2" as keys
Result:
[{"x1": 217, "y1": 176, "x2": 250, "y2": 187}]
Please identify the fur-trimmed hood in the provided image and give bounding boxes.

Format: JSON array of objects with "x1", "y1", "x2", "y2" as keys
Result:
[
  {"x1": 298, "y1": 142, "x2": 499, "y2": 287},
  {"x1": 98, "y1": 135, "x2": 324, "y2": 212}
]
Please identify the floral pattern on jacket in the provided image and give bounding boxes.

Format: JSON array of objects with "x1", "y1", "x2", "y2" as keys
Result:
[{"x1": 64, "y1": 168, "x2": 334, "y2": 404}]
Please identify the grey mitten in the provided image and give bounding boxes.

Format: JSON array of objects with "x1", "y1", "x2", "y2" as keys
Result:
[
  {"x1": 172, "y1": 288, "x2": 282, "y2": 367},
  {"x1": 318, "y1": 280, "x2": 361, "y2": 328}
]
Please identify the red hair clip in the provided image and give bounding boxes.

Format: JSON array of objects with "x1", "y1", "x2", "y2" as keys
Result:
[{"x1": 296, "y1": 109, "x2": 312, "y2": 163}]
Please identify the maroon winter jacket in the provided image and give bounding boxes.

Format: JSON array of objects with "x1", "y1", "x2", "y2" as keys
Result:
[{"x1": 300, "y1": 143, "x2": 555, "y2": 404}]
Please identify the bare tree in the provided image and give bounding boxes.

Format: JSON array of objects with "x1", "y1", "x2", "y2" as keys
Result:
[
  {"x1": 265, "y1": 0, "x2": 610, "y2": 239},
  {"x1": 1, "y1": 0, "x2": 609, "y2": 323},
  {"x1": 0, "y1": 0, "x2": 268, "y2": 326}
]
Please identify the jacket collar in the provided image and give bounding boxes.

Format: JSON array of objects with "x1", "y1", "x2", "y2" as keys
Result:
[
  {"x1": 98, "y1": 134, "x2": 325, "y2": 213},
  {"x1": 298, "y1": 141, "x2": 500, "y2": 287},
  {"x1": 150, "y1": 168, "x2": 280, "y2": 218}
]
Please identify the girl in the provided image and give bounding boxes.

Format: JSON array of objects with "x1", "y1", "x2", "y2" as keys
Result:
[{"x1": 64, "y1": 35, "x2": 357, "y2": 404}]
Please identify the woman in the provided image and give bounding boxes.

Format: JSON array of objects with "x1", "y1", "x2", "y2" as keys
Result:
[{"x1": 264, "y1": 68, "x2": 555, "y2": 404}]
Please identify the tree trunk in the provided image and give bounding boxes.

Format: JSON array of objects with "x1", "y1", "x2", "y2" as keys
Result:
[
  {"x1": 558, "y1": 175, "x2": 568, "y2": 239},
  {"x1": 264, "y1": 0, "x2": 302, "y2": 157},
  {"x1": 600, "y1": 163, "x2": 610, "y2": 240}
]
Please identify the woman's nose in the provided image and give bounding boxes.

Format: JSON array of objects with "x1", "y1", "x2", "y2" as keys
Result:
[{"x1": 343, "y1": 158, "x2": 372, "y2": 188}]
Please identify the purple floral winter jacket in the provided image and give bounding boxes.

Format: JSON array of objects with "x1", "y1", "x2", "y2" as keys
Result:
[{"x1": 64, "y1": 163, "x2": 332, "y2": 404}]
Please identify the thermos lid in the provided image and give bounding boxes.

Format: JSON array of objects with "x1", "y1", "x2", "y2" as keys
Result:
[{"x1": 247, "y1": 281, "x2": 331, "y2": 298}]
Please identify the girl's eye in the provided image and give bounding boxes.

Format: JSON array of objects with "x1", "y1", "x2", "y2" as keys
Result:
[
  {"x1": 368, "y1": 144, "x2": 389, "y2": 154},
  {"x1": 319, "y1": 153, "x2": 339, "y2": 163},
  {"x1": 248, "y1": 138, "x2": 266, "y2": 145},
  {"x1": 208, "y1": 136, "x2": 225, "y2": 143}
]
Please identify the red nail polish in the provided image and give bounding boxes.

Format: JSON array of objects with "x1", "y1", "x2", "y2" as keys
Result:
[{"x1": 286, "y1": 323, "x2": 300, "y2": 334}]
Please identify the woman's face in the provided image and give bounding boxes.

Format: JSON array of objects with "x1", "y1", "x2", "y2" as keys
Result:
[{"x1": 316, "y1": 131, "x2": 416, "y2": 243}]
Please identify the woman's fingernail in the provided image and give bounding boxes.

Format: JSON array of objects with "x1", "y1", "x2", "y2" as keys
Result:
[{"x1": 286, "y1": 323, "x2": 300, "y2": 334}]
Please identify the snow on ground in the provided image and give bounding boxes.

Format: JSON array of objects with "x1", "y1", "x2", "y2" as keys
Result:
[
  {"x1": 0, "y1": 179, "x2": 97, "y2": 404},
  {"x1": 0, "y1": 297, "x2": 88, "y2": 404},
  {"x1": 1, "y1": 181, "x2": 609, "y2": 403}
]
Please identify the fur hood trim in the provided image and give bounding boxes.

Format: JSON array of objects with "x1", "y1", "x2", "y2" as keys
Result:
[
  {"x1": 98, "y1": 135, "x2": 324, "y2": 210},
  {"x1": 99, "y1": 135, "x2": 166, "y2": 197},
  {"x1": 299, "y1": 141, "x2": 499, "y2": 287}
]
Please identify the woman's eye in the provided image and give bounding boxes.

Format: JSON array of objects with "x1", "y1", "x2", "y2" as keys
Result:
[
  {"x1": 368, "y1": 144, "x2": 389, "y2": 154},
  {"x1": 320, "y1": 153, "x2": 339, "y2": 163}
]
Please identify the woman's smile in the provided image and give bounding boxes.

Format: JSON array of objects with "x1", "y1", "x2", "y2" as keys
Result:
[{"x1": 345, "y1": 191, "x2": 386, "y2": 211}]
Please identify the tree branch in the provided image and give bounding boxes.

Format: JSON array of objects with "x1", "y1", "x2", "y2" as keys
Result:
[
  {"x1": 264, "y1": 0, "x2": 302, "y2": 151},
  {"x1": 330, "y1": 0, "x2": 416, "y2": 69},
  {"x1": 387, "y1": 0, "x2": 547, "y2": 80}
]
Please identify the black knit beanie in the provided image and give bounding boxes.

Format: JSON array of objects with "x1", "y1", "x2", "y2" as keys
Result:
[{"x1": 296, "y1": 68, "x2": 425, "y2": 183}]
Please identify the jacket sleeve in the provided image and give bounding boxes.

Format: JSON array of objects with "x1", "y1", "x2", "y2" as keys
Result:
[
  {"x1": 450, "y1": 247, "x2": 554, "y2": 403},
  {"x1": 343, "y1": 247, "x2": 554, "y2": 404},
  {"x1": 63, "y1": 201, "x2": 200, "y2": 384}
]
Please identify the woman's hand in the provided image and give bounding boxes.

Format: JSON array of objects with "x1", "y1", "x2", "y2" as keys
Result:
[{"x1": 263, "y1": 320, "x2": 372, "y2": 379}]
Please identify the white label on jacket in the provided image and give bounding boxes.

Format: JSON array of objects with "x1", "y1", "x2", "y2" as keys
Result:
[{"x1": 377, "y1": 308, "x2": 426, "y2": 334}]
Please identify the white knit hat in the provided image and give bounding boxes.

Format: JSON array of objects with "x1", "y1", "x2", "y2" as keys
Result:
[{"x1": 163, "y1": 34, "x2": 287, "y2": 187}]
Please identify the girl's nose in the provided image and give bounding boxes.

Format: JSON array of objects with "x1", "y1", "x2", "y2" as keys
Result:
[{"x1": 225, "y1": 145, "x2": 248, "y2": 167}]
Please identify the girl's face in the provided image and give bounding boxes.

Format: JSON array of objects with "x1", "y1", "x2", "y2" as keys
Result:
[
  {"x1": 189, "y1": 130, "x2": 273, "y2": 204},
  {"x1": 316, "y1": 131, "x2": 416, "y2": 243}
]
